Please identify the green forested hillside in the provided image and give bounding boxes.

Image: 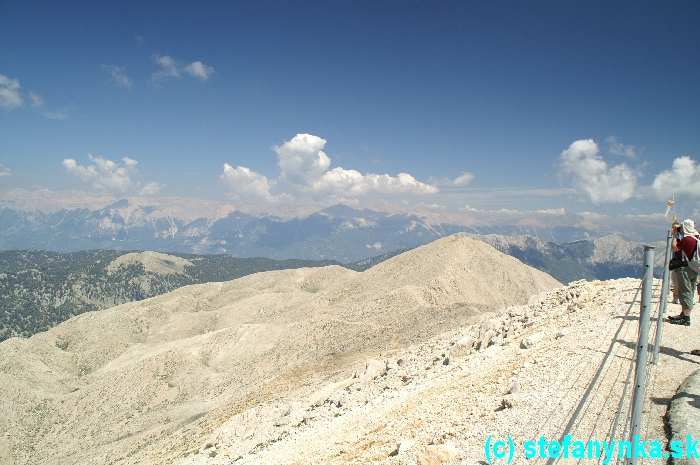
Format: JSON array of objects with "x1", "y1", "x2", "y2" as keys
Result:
[{"x1": 0, "y1": 250, "x2": 337, "y2": 341}]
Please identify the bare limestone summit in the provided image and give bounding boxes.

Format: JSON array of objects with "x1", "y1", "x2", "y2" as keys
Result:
[{"x1": 0, "y1": 235, "x2": 560, "y2": 465}]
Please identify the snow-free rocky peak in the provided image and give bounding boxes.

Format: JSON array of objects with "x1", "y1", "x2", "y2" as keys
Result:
[
  {"x1": 0, "y1": 234, "x2": 560, "y2": 465},
  {"x1": 106, "y1": 251, "x2": 193, "y2": 276}
]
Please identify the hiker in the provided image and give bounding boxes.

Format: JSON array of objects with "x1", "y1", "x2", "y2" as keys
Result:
[
  {"x1": 671, "y1": 222, "x2": 682, "y2": 304},
  {"x1": 668, "y1": 219, "x2": 700, "y2": 326}
]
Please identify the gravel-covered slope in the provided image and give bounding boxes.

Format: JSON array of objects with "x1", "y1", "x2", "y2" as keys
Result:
[
  {"x1": 176, "y1": 279, "x2": 698, "y2": 465},
  {"x1": 0, "y1": 235, "x2": 559, "y2": 465}
]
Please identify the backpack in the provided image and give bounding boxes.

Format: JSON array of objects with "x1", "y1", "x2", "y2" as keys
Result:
[{"x1": 681, "y1": 236, "x2": 700, "y2": 273}]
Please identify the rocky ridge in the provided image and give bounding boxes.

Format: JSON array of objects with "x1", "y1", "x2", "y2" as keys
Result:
[{"x1": 0, "y1": 235, "x2": 559, "y2": 465}]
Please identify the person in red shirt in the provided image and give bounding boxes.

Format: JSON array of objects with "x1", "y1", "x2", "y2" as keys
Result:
[
  {"x1": 669, "y1": 218, "x2": 699, "y2": 326},
  {"x1": 671, "y1": 221, "x2": 683, "y2": 304}
]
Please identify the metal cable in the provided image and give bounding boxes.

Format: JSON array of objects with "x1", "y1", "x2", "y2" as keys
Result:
[{"x1": 543, "y1": 278, "x2": 644, "y2": 465}]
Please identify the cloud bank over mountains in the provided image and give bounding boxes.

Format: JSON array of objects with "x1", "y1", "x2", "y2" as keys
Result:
[
  {"x1": 62, "y1": 155, "x2": 162, "y2": 196},
  {"x1": 51, "y1": 135, "x2": 698, "y2": 215},
  {"x1": 221, "y1": 133, "x2": 439, "y2": 203},
  {"x1": 1, "y1": 131, "x2": 697, "y2": 237}
]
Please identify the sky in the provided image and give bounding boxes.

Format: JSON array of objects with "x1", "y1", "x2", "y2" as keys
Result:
[{"x1": 1, "y1": 0, "x2": 699, "y2": 232}]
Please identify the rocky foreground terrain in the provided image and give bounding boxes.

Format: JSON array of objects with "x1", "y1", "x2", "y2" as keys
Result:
[
  {"x1": 1, "y1": 235, "x2": 693, "y2": 465},
  {"x1": 0, "y1": 235, "x2": 558, "y2": 464},
  {"x1": 186, "y1": 278, "x2": 695, "y2": 465}
]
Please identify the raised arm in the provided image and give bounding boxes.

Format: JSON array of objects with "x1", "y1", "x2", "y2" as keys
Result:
[{"x1": 672, "y1": 226, "x2": 681, "y2": 252}]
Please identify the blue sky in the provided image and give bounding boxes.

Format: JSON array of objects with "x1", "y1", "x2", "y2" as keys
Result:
[{"x1": 1, "y1": 0, "x2": 699, "y2": 228}]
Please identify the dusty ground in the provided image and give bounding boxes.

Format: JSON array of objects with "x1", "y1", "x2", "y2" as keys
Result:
[{"x1": 176, "y1": 279, "x2": 698, "y2": 465}]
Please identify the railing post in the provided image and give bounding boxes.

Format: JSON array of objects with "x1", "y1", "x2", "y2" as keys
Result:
[
  {"x1": 652, "y1": 231, "x2": 673, "y2": 365},
  {"x1": 629, "y1": 245, "x2": 655, "y2": 465}
]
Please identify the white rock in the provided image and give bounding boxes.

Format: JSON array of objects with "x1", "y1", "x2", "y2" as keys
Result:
[
  {"x1": 450, "y1": 334, "x2": 475, "y2": 357},
  {"x1": 508, "y1": 378, "x2": 520, "y2": 394},
  {"x1": 478, "y1": 330, "x2": 496, "y2": 351},
  {"x1": 520, "y1": 331, "x2": 547, "y2": 349},
  {"x1": 360, "y1": 359, "x2": 388, "y2": 382}
]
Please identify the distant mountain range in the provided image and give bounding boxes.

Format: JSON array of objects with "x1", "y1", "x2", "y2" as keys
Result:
[
  {"x1": 0, "y1": 200, "x2": 670, "y2": 342},
  {"x1": 477, "y1": 234, "x2": 666, "y2": 283},
  {"x1": 0, "y1": 200, "x2": 599, "y2": 261}
]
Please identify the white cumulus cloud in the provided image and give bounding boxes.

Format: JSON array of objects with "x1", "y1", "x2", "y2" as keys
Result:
[
  {"x1": 0, "y1": 163, "x2": 11, "y2": 176},
  {"x1": 273, "y1": 133, "x2": 436, "y2": 196},
  {"x1": 0, "y1": 74, "x2": 23, "y2": 109},
  {"x1": 652, "y1": 155, "x2": 700, "y2": 199},
  {"x1": 220, "y1": 163, "x2": 273, "y2": 201},
  {"x1": 559, "y1": 139, "x2": 637, "y2": 203},
  {"x1": 312, "y1": 168, "x2": 437, "y2": 195},
  {"x1": 275, "y1": 133, "x2": 332, "y2": 185},
  {"x1": 220, "y1": 133, "x2": 437, "y2": 205},
  {"x1": 62, "y1": 154, "x2": 159, "y2": 195}
]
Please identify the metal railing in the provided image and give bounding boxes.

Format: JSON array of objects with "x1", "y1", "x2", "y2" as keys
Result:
[
  {"x1": 535, "y1": 230, "x2": 673, "y2": 465},
  {"x1": 629, "y1": 245, "x2": 655, "y2": 465},
  {"x1": 627, "y1": 229, "x2": 673, "y2": 465},
  {"x1": 652, "y1": 230, "x2": 673, "y2": 365}
]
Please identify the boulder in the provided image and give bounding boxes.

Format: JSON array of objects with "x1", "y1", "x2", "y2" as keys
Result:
[{"x1": 668, "y1": 369, "x2": 700, "y2": 465}]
